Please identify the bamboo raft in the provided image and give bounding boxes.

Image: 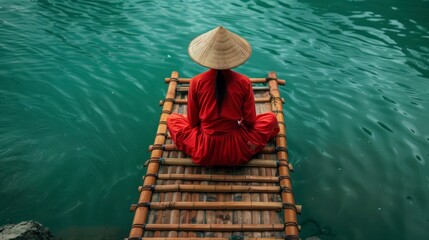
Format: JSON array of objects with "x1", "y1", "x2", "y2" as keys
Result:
[{"x1": 127, "y1": 71, "x2": 300, "y2": 240}]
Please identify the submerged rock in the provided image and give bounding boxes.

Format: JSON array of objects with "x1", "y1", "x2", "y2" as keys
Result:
[
  {"x1": 0, "y1": 221, "x2": 54, "y2": 240},
  {"x1": 305, "y1": 237, "x2": 322, "y2": 240}
]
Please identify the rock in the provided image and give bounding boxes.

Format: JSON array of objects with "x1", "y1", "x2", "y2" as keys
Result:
[
  {"x1": 0, "y1": 221, "x2": 54, "y2": 240},
  {"x1": 305, "y1": 237, "x2": 322, "y2": 240}
]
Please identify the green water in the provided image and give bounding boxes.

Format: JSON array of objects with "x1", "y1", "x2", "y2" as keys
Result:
[{"x1": 1, "y1": 0, "x2": 428, "y2": 239}]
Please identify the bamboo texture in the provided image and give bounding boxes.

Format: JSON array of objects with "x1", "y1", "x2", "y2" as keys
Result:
[
  {"x1": 156, "y1": 158, "x2": 279, "y2": 168},
  {"x1": 149, "y1": 144, "x2": 276, "y2": 154},
  {"x1": 156, "y1": 174, "x2": 279, "y2": 183},
  {"x1": 129, "y1": 71, "x2": 179, "y2": 238},
  {"x1": 165, "y1": 77, "x2": 286, "y2": 85},
  {"x1": 128, "y1": 71, "x2": 299, "y2": 239},
  {"x1": 267, "y1": 72, "x2": 300, "y2": 238},
  {"x1": 159, "y1": 97, "x2": 284, "y2": 105}
]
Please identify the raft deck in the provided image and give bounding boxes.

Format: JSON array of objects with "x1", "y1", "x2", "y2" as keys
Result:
[{"x1": 127, "y1": 71, "x2": 300, "y2": 240}]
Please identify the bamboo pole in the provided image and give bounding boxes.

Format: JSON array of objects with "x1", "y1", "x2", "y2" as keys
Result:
[
  {"x1": 143, "y1": 224, "x2": 284, "y2": 231},
  {"x1": 129, "y1": 71, "x2": 179, "y2": 238},
  {"x1": 255, "y1": 92, "x2": 265, "y2": 238},
  {"x1": 222, "y1": 182, "x2": 233, "y2": 238},
  {"x1": 149, "y1": 144, "x2": 276, "y2": 154},
  {"x1": 165, "y1": 77, "x2": 286, "y2": 85},
  {"x1": 127, "y1": 238, "x2": 286, "y2": 240},
  {"x1": 154, "y1": 165, "x2": 166, "y2": 237},
  {"x1": 178, "y1": 159, "x2": 192, "y2": 238},
  {"x1": 159, "y1": 97, "x2": 284, "y2": 106},
  {"x1": 167, "y1": 92, "x2": 186, "y2": 238},
  {"x1": 267, "y1": 72, "x2": 299, "y2": 238},
  {"x1": 194, "y1": 167, "x2": 206, "y2": 237},
  {"x1": 242, "y1": 168, "x2": 252, "y2": 237},
  {"x1": 131, "y1": 202, "x2": 283, "y2": 211},
  {"x1": 176, "y1": 86, "x2": 271, "y2": 92},
  {"x1": 156, "y1": 174, "x2": 279, "y2": 183},
  {"x1": 143, "y1": 184, "x2": 280, "y2": 193},
  {"x1": 154, "y1": 158, "x2": 278, "y2": 168},
  {"x1": 215, "y1": 168, "x2": 225, "y2": 238}
]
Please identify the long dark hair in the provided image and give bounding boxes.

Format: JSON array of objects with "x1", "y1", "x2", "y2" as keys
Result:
[{"x1": 215, "y1": 70, "x2": 226, "y2": 114}]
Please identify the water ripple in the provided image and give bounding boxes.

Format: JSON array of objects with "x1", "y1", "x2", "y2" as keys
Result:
[{"x1": 1, "y1": 0, "x2": 429, "y2": 239}]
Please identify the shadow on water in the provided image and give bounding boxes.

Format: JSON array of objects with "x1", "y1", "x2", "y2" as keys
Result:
[{"x1": 301, "y1": 218, "x2": 336, "y2": 239}]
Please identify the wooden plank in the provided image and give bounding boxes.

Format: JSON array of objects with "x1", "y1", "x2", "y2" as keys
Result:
[
  {"x1": 146, "y1": 185, "x2": 280, "y2": 193},
  {"x1": 157, "y1": 158, "x2": 278, "y2": 168},
  {"x1": 267, "y1": 72, "x2": 299, "y2": 238},
  {"x1": 129, "y1": 238, "x2": 286, "y2": 240},
  {"x1": 157, "y1": 174, "x2": 279, "y2": 183},
  {"x1": 144, "y1": 223, "x2": 284, "y2": 231},
  {"x1": 129, "y1": 71, "x2": 299, "y2": 240},
  {"x1": 149, "y1": 144, "x2": 277, "y2": 154}
]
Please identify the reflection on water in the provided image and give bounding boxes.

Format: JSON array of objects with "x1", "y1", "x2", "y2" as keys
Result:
[{"x1": 1, "y1": 0, "x2": 428, "y2": 239}]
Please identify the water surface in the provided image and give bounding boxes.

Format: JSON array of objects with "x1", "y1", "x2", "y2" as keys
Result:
[{"x1": 1, "y1": 0, "x2": 428, "y2": 239}]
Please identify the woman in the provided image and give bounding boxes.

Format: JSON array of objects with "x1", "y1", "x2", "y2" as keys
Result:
[{"x1": 167, "y1": 26, "x2": 279, "y2": 166}]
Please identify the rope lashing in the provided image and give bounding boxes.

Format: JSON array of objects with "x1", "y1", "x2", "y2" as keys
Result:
[
  {"x1": 143, "y1": 173, "x2": 158, "y2": 180},
  {"x1": 162, "y1": 109, "x2": 172, "y2": 114},
  {"x1": 284, "y1": 222, "x2": 299, "y2": 228},
  {"x1": 152, "y1": 144, "x2": 164, "y2": 150},
  {"x1": 140, "y1": 185, "x2": 155, "y2": 192},
  {"x1": 131, "y1": 223, "x2": 146, "y2": 229},
  {"x1": 282, "y1": 203, "x2": 298, "y2": 211},
  {"x1": 276, "y1": 146, "x2": 288, "y2": 153},
  {"x1": 144, "y1": 157, "x2": 164, "y2": 167},
  {"x1": 284, "y1": 234, "x2": 300, "y2": 240},
  {"x1": 136, "y1": 202, "x2": 151, "y2": 209},
  {"x1": 159, "y1": 120, "x2": 167, "y2": 125},
  {"x1": 156, "y1": 132, "x2": 168, "y2": 136},
  {"x1": 276, "y1": 133, "x2": 286, "y2": 138},
  {"x1": 278, "y1": 175, "x2": 291, "y2": 181},
  {"x1": 164, "y1": 97, "x2": 175, "y2": 103},
  {"x1": 277, "y1": 159, "x2": 293, "y2": 171},
  {"x1": 266, "y1": 77, "x2": 278, "y2": 83},
  {"x1": 276, "y1": 159, "x2": 289, "y2": 167},
  {"x1": 280, "y1": 186, "x2": 293, "y2": 193},
  {"x1": 169, "y1": 77, "x2": 179, "y2": 82}
]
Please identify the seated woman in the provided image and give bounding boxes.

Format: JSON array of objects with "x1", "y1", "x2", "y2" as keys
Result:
[{"x1": 167, "y1": 26, "x2": 279, "y2": 166}]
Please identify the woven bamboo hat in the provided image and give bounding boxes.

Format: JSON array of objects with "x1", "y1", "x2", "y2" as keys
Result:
[{"x1": 188, "y1": 26, "x2": 252, "y2": 70}]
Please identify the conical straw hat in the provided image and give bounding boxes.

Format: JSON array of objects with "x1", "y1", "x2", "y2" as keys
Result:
[{"x1": 188, "y1": 26, "x2": 252, "y2": 70}]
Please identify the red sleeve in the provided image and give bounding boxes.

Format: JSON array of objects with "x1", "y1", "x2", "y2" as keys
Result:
[
  {"x1": 187, "y1": 78, "x2": 200, "y2": 127},
  {"x1": 242, "y1": 80, "x2": 256, "y2": 128}
]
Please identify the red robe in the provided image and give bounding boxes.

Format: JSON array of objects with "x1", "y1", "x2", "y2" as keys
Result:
[{"x1": 167, "y1": 69, "x2": 279, "y2": 166}]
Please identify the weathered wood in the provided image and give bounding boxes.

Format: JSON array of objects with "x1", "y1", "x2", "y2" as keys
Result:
[
  {"x1": 156, "y1": 158, "x2": 279, "y2": 168},
  {"x1": 149, "y1": 144, "x2": 276, "y2": 154},
  {"x1": 135, "y1": 202, "x2": 283, "y2": 211},
  {"x1": 156, "y1": 173, "x2": 279, "y2": 183},
  {"x1": 129, "y1": 71, "x2": 299, "y2": 240},
  {"x1": 128, "y1": 238, "x2": 286, "y2": 240},
  {"x1": 142, "y1": 184, "x2": 280, "y2": 193},
  {"x1": 143, "y1": 223, "x2": 284, "y2": 231},
  {"x1": 165, "y1": 77, "x2": 285, "y2": 85},
  {"x1": 267, "y1": 72, "x2": 299, "y2": 238},
  {"x1": 128, "y1": 238, "x2": 285, "y2": 240}
]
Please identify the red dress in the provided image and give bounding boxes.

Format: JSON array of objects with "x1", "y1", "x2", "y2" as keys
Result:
[{"x1": 167, "y1": 69, "x2": 279, "y2": 166}]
